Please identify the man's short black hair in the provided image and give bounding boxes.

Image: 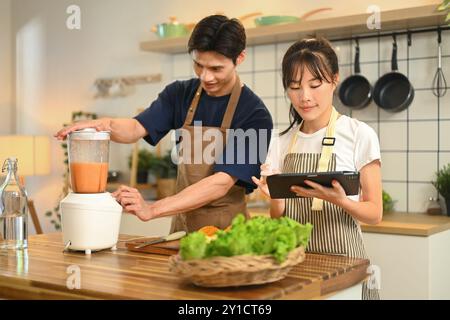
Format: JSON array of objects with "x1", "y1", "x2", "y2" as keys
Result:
[{"x1": 188, "y1": 15, "x2": 246, "y2": 64}]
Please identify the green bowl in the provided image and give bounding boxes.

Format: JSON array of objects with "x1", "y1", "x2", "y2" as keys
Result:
[
  {"x1": 254, "y1": 15, "x2": 300, "y2": 27},
  {"x1": 153, "y1": 23, "x2": 190, "y2": 39}
]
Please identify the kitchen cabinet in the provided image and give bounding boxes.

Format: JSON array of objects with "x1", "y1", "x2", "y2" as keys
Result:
[
  {"x1": 0, "y1": 233, "x2": 369, "y2": 300},
  {"x1": 140, "y1": 5, "x2": 446, "y2": 54},
  {"x1": 361, "y1": 212, "x2": 450, "y2": 299}
]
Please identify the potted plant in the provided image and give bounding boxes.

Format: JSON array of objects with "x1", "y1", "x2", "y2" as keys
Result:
[
  {"x1": 382, "y1": 190, "x2": 396, "y2": 213},
  {"x1": 128, "y1": 149, "x2": 155, "y2": 184},
  {"x1": 432, "y1": 163, "x2": 450, "y2": 216},
  {"x1": 148, "y1": 150, "x2": 178, "y2": 199}
]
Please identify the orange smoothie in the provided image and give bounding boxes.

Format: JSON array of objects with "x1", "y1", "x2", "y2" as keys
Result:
[{"x1": 70, "y1": 162, "x2": 108, "y2": 193}]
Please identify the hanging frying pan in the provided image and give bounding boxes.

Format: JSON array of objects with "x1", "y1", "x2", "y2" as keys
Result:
[
  {"x1": 338, "y1": 39, "x2": 372, "y2": 109},
  {"x1": 373, "y1": 36, "x2": 414, "y2": 112}
]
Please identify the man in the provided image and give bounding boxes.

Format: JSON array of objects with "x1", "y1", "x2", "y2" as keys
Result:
[{"x1": 55, "y1": 15, "x2": 273, "y2": 232}]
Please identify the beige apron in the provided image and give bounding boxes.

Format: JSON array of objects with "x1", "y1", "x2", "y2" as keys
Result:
[
  {"x1": 170, "y1": 76, "x2": 248, "y2": 233},
  {"x1": 283, "y1": 108, "x2": 380, "y2": 300}
]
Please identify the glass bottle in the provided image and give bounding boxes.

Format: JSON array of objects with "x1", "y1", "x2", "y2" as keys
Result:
[
  {"x1": 426, "y1": 197, "x2": 442, "y2": 215},
  {"x1": 0, "y1": 158, "x2": 28, "y2": 250}
]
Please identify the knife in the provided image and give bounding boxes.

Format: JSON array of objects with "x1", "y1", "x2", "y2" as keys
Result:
[{"x1": 134, "y1": 231, "x2": 186, "y2": 249}]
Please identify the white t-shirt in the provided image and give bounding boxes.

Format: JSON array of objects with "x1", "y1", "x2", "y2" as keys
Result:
[{"x1": 265, "y1": 115, "x2": 381, "y2": 180}]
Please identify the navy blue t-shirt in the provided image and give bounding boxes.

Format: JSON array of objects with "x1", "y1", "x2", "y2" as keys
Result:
[{"x1": 135, "y1": 78, "x2": 273, "y2": 194}]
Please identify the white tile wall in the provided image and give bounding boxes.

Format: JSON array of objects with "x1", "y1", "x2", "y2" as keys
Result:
[
  {"x1": 409, "y1": 90, "x2": 438, "y2": 120},
  {"x1": 238, "y1": 46, "x2": 253, "y2": 73},
  {"x1": 239, "y1": 73, "x2": 253, "y2": 90},
  {"x1": 254, "y1": 44, "x2": 276, "y2": 71},
  {"x1": 440, "y1": 93, "x2": 450, "y2": 119},
  {"x1": 253, "y1": 71, "x2": 276, "y2": 97},
  {"x1": 409, "y1": 58, "x2": 437, "y2": 89},
  {"x1": 409, "y1": 152, "x2": 438, "y2": 182},
  {"x1": 409, "y1": 121, "x2": 438, "y2": 151},
  {"x1": 381, "y1": 152, "x2": 407, "y2": 181},
  {"x1": 351, "y1": 101, "x2": 378, "y2": 121},
  {"x1": 440, "y1": 121, "x2": 450, "y2": 151},
  {"x1": 276, "y1": 96, "x2": 291, "y2": 125},
  {"x1": 379, "y1": 122, "x2": 407, "y2": 151}
]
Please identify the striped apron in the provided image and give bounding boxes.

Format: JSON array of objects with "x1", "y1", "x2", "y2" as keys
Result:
[{"x1": 282, "y1": 119, "x2": 380, "y2": 300}]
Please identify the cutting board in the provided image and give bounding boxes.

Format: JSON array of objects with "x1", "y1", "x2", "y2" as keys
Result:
[{"x1": 125, "y1": 237, "x2": 180, "y2": 255}]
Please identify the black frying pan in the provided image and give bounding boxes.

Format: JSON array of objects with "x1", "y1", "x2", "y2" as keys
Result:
[
  {"x1": 338, "y1": 40, "x2": 372, "y2": 109},
  {"x1": 373, "y1": 37, "x2": 414, "y2": 112}
]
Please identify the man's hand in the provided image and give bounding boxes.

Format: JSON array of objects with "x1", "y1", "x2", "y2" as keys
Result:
[
  {"x1": 112, "y1": 185, "x2": 156, "y2": 221},
  {"x1": 54, "y1": 118, "x2": 112, "y2": 140}
]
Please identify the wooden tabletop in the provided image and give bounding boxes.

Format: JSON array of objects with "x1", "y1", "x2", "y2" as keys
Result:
[
  {"x1": 360, "y1": 211, "x2": 450, "y2": 237},
  {"x1": 248, "y1": 207, "x2": 450, "y2": 237},
  {"x1": 0, "y1": 233, "x2": 369, "y2": 300}
]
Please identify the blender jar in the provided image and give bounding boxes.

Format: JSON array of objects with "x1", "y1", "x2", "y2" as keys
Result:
[{"x1": 68, "y1": 128, "x2": 110, "y2": 193}]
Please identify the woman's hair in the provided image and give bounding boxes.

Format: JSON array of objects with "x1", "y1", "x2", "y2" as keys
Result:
[
  {"x1": 280, "y1": 37, "x2": 339, "y2": 135},
  {"x1": 188, "y1": 15, "x2": 246, "y2": 64}
]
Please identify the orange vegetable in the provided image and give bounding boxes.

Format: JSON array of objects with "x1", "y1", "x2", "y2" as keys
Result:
[{"x1": 198, "y1": 225, "x2": 220, "y2": 237}]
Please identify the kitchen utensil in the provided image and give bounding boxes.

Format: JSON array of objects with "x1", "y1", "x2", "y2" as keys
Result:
[
  {"x1": 338, "y1": 39, "x2": 372, "y2": 109},
  {"x1": 254, "y1": 8, "x2": 332, "y2": 26},
  {"x1": 432, "y1": 28, "x2": 447, "y2": 97},
  {"x1": 152, "y1": 13, "x2": 263, "y2": 39},
  {"x1": 373, "y1": 35, "x2": 414, "y2": 112},
  {"x1": 61, "y1": 128, "x2": 122, "y2": 255},
  {"x1": 151, "y1": 16, "x2": 194, "y2": 39},
  {"x1": 134, "y1": 231, "x2": 186, "y2": 249}
]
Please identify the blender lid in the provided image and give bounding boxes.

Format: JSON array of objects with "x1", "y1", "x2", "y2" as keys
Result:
[
  {"x1": 61, "y1": 192, "x2": 123, "y2": 212},
  {"x1": 69, "y1": 128, "x2": 110, "y2": 140}
]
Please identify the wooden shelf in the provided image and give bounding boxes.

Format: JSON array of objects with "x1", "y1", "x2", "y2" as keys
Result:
[{"x1": 140, "y1": 4, "x2": 446, "y2": 54}]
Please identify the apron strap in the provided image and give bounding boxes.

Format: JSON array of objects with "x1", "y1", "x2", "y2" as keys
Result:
[
  {"x1": 288, "y1": 107, "x2": 339, "y2": 211},
  {"x1": 183, "y1": 75, "x2": 242, "y2": 129},
  {"x1": 183, "y1": 85, "x2": 203, "y2": 127},
  {"x1": 311, "y1": 107, "x2": 339, "y2": 211},
  {"x1": 221, "y1": 75, "x2": 242, "y2": 129}
]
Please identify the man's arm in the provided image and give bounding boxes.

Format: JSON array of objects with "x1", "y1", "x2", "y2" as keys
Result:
[
  {"x1": 54, "y1": 118, "x2": 148, "y2": 143},
  {"x1": 113, "y1": 172, "x2": 237, "y2": 221}
]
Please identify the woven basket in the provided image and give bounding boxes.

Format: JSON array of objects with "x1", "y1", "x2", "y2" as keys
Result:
[{"x1": 168, "y1": 246, "x2": 305, "y2": 287}]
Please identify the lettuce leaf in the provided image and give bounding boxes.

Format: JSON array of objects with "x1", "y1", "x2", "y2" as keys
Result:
[{"x1": 179, "y1": 214, "x2": 313, "y2": 263}]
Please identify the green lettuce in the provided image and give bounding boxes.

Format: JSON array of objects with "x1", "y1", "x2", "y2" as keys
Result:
[{"x1": 179, "y1": 214, "x2": 313, "y2": 263}]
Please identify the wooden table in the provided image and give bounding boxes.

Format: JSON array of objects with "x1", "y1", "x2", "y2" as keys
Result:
[{"x1": 0, "y1": 233, "x2": 369, "y2": 300}]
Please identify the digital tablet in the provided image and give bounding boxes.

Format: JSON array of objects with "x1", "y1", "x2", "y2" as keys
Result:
[{"x1": 266, "y1": 171, "x2": 360, "y2": 199}]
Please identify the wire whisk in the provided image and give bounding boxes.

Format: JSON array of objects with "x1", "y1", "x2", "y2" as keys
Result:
[{"x1": 432, "y1": 28, "x2": 447, "y2": 98}]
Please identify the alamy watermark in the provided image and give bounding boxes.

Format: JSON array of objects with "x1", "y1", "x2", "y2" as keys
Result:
[
  {"x1": 366, "y1": 5, "x2": 381, "y2": 30},
  {"x1": 66, "y1": 5, "x2": 81, "y2": 30},
  {"x1": 170, "y1": 122, "x2": 272, "y2": 166},
  {"x1": 66, "y1": 265, "x2": 81, "y2": 290},
  {"x1": 366, "y1": 264, "x2": 381, "y2": 290}
]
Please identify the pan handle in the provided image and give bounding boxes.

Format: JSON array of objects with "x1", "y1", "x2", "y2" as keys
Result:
[
  {"x1": 391, "y1": 35, "x2": 398, "y2": 72},
  {"x1": 354, "y1": 39, "x2": 361, "y2": 74}
]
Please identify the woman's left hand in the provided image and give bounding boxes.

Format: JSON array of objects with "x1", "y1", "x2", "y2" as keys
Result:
[
  {"x1": 112, "y1": 185, "x2": 156, "y2": 221},
  {"x1": 290, "y1": 180, "x2": 348, "y2": 206}
]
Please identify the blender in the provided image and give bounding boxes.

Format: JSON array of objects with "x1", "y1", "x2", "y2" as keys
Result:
[{"x1": 60, "y1": 128, "x2": 122, "y2": 255}]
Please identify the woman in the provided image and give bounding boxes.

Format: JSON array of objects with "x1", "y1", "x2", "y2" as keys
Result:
[{"x1": 252, "y1": 38, "x2": 382, "y2": 300}]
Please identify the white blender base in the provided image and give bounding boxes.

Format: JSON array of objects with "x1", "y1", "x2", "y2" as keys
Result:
[{"x1": 63, "y1": 240, "x2": 118, "y2": 255}]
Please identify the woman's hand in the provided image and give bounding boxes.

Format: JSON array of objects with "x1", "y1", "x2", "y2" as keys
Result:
[
  {"x1": 251, "y1": 163, "x2": 280, "y2": 199},
  {"x1": 112, "y1": 185, "x2": 156, "y2": 221},
  {"x1": 290, "y1": 179, "x2": 347, "y2": 206},
  {"x1": 54, "y1": 118, "x2": 112, "y2": 140}
]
